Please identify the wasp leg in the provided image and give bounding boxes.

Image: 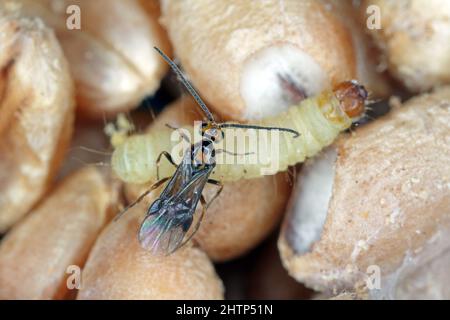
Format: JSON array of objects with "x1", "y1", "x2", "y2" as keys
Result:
[
  {"x1": 206, "y1": 179, "x2": 223, "y2": 209},
  {"x1": 165, "y1": 123, "x2": 191, "y2": 144},
  {"x1": 156, "y1": 151, "x2": 177, "y2": 181},
  {"x1": 113, "y1": 177, "x2": 170, "y2": 222},
  {"x1": 174, "y1": 195, "x2": 208, "y2": 253},
  {"x1": 165, "y1": 123, "x2": 178, "y2": 130}
]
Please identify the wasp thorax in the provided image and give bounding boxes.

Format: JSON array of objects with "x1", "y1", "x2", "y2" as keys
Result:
[
  {"x1": 201, "y1": 122, "x2": 224, "y2": 142},
  {"x1": 333, "y1": 81, "x2": 368, "y2": 118}
]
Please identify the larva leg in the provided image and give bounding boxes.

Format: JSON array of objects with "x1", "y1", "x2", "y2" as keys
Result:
[
  {"x1": 156, "y1": 151, "x2": 177, "y2": 181},
  {"x1": 206, "y1": 179, "x2": 223, "y2": 209},
  {"x1": 175, "y1": 195, "x2": 208, "y2": 252},
  {"x1": 105, "y1": 113, "x2": 135, "y2": 148},
  {"x1": 114, "y1": 177, "x2": 170, "y2": 221}
]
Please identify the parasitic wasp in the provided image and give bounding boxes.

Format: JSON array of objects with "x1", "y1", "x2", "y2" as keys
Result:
[{"x1": 115, "y1": 47, "x2": 299, "y2": 255}]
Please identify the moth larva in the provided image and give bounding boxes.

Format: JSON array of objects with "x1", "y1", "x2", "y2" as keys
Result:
[{"x1": 111, "y1": 81, "x2": 368, "y2": 184}]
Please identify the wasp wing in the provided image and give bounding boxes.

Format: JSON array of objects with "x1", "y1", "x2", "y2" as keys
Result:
[
  {"x1": 158, "y1": 147, "x2": 194, "y2": 200},
  {"x1": 172, "y1": 165, "x2": 213, "y2": 210},
  {"x1": 139, "y1": 165, "x2": 213, "y2": 255},
  {"x1": 139, "y1": 210, "x2": 189, "y2": 255}
]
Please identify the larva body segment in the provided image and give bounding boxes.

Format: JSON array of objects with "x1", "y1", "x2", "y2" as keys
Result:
[
  {"x1": 111, "y1": 90, "x2": 353, "y2": 184},
  {"x1": 214, "y1": 92, "x2": 350, "y2": 181},
  {"x1": 112, "y1": 128, "x2": 173, "y2": 184}
]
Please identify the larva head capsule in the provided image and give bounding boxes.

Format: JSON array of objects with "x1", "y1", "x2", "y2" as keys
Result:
[{"x1": 333, "y1": 81, "x2": 368, "y2": 119}]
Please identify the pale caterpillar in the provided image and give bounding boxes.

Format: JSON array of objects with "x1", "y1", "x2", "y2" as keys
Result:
[{"x1": 111, "y1": 81, "x2": 368, "y2": 184}]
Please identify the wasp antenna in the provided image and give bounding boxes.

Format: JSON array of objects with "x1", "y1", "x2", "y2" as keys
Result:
[
  {"x1": 153, "y1": 47, "x2": 215, "y2": 122},
  {"x1": 220, "y1": 123, "x2": 300, "y2": 138}
]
